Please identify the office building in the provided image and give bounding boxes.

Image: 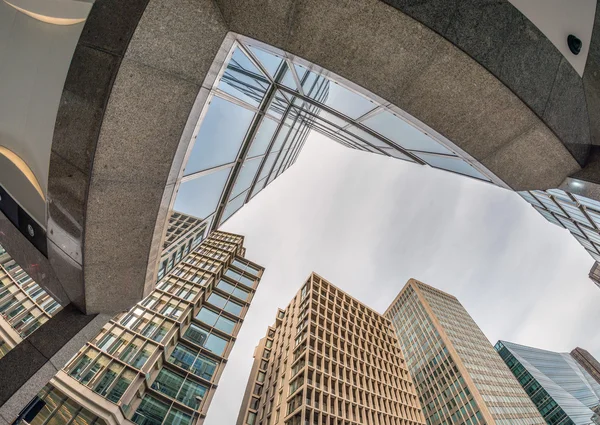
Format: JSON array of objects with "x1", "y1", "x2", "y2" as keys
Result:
[
  {"x1": 0, "y1": 243, "x2": 61, "y2": 359},
  {"x1": 572, "y1": 348, "x2": 600, "y2": 386},
  {"x1": 496, "y1": 341, "x2": 600, "y2": 425},
  {"x1": 237, "y1": 272, "x2": 425, "y2": 425},
  {"x1": 23, "y1": 230, "x2": 263, "y2": 425},
  {"x1": 158, "y1": 212, "x2": 208, "y2": 281},
  {"x1": 385, "y1": 279, "x2": 545, "y2": 425}
]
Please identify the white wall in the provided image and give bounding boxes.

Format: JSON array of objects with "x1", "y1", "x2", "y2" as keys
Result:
[
  {"x1": 0, "y1": 2, "x2": 85, "y2": 226},
  {"x1": 509, "y1": 0, "x2": 597, "y2": 76}
]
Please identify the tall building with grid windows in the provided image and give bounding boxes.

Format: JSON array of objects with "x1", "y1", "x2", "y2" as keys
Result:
[
  {"x1": 384, "y1": 279, "x2": 545, "y2": 425},
  {"x1": 495, "y1": 341, "x2": 600, "y2": 425},
  {"x1": 237, "y1": 273, "x2": 425, "y2": 425},
  {"x1": 23, "y1": 230, "x2": 263, "y2": 425},
  {"x1": 0, "y1": 243, "x2": 61, "y2": 359},
  {"x1": 157, "y1": 212, "x2": 208, "y2": 281},
  {"x1": 571, "y1": 348, "x2": 600, "y2": 386}
]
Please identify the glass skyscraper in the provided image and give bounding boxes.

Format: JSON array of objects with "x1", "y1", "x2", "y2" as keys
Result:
[
  {"x1": 385, "y1": 279, "x2": 545, "y2": 425},
  {"x1": 22, "y1": 230, "x2": 264, "y2": 425},
  {"x1": 496, "y1": 341, "x2": 600, "y2": 425}
]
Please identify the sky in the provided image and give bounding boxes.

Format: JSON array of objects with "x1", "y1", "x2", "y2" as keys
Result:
[{"x1": 204, "y1": 132, "x2": 600, "y2": 425}]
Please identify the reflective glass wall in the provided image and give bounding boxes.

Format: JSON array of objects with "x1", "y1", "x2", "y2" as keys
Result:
[{"x1": 173, "y1": 37, "x2": 500, "y2": 232}]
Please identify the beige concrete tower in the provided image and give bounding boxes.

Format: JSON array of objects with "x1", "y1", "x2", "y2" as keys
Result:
[
  {"x1": 384, "y1": 279, "x2": 545, "y2": 425},
  {"x1": 237, "y1": 272, "x2": 425, "y2": 425}
]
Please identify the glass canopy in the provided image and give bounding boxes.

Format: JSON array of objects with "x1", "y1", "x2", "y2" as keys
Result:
[{"x1": 174, "y1": 37, "x2": 496, "y2": 231}]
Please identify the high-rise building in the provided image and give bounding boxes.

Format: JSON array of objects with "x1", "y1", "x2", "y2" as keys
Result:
[
  {"x1": 384, "y1": 279, "x2": 545, "y2": 425},
  {"x1": 588, "y1": 263, "x2": 600, "y2": 289},
  {"x1": 24, "y1": 230, "x2": 263, "y2": 425},
  {"x1": 495, "y1": 341, "x2": 600, "y2": 425},
  {"x1": 0, "y1": 243, "x2": 61, "y2": 359},
  {"x1": 571, "y1": 348, "x2": 600, "y2": 386},
  {"x1": 237, "y1": 272, "x2": 425, "y2": 425},
  {"x1": 158, "y1": 211, "x2": 208, "y2": 281}
]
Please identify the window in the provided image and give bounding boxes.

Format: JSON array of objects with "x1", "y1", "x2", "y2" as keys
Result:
[
  {"x1": 152, "y1": 368, "x2": 208, "y2": 409},
  {"x1": 224, "y1": 269, "x2": 255, "y2": 288},
  {"x1": 207, "y1": 293, "x2": 243, "y2": 316},
  {"x1": 196, "y1": 307, "x2": 236, "y2": 334},
  {"x1": 132, "y1": 395, "x2": 170, "y2": 425},
  {"x1": 183, "y1": 323, "x2": 228, "y2": 356},
  {"x1": 217, "y1": 279, "x2": 250, "y2": 301},
  {"x1": 169, "y1": 343, "x2": 217, "y2": 381}
]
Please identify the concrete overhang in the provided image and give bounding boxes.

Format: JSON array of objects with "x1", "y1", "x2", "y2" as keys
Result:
[{"x1": 1, "y1": 0, "x2": 597, "y2": 314}]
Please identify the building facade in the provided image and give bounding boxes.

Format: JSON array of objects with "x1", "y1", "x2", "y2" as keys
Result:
[
  {"x1": 571, "y1": 348, "x2": 600, "y2": 386},
  {"x1": 158, "y1": 212, "x2": 208, "y2": 281},
  {"x1": 23, "y1": 230, "x2": 263, "y2": 425},
  {"x1": 384, "y1": 279, "x2": 545, "y2": 425},
  {"x1": 0, "y1": 243, "x2": 61, "y2": 359},
  {"x1": 237, "y1": 272, "x2": 425, "y2": 425},
  {"x1": 496, "y1": 341, "x2": 600, "y2": 425}
]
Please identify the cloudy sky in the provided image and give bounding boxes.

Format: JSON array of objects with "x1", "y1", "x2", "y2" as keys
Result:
[{"x1": 204, "y1": 132, "x2": 600, "y2": 425}]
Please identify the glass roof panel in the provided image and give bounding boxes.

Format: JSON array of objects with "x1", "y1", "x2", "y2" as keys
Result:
[
  {"x1": 247, "y1": 118, "x2": 279, "y2": 158},
  {"x1": 533, "y1": 207, "x2": 564, "y2": 228},
  {"x1": 518, "y1": 191, "x2": 544, "y2": 209},
  {"x1": 183, "y1": 96, "x2": 255, "y2": 176},
  {"x1": 414, "y1": 153, "x2": 489, "y2": 181},
  {"x1": 257, "y1": 151, "x2": 279, "y2": 181},
  {"x1": 250, "y1": 177, "x2": 267, "y2": 199},
  {"x1": 270, "y1": 121, "x2": 294, "y2": 153},
  {"x1": 581, "y1": 225, "x2": 600, "y2": 244},
  {"x1": 267, "y1": 90, "x2": 289, "y2": 120},
  {"x1": 362, "y1": 111, "x2": 452, "y2": 155},
  {"x1": 248, "y1": 45, "x2": 283, "y2": 78},
  {"x1": 220, "y1": 190, "x2": 249, "y2": 225},
  {"x1": 174, "y1": 166, "x2": 232, "y2": 219},
  {"x1": 294, "y1": 64, "x2": 308, "y2": 81},
  {"x1": 218, "y1": 47, "x2": 269, "y2": 107},
  {"x1": 574, "y1": 194, "x2": 600, "y2": 213},
  {"x1": 345, "y1": 126, "x2": 389, "y2": 148},
  {"x1": 556, "y1": 215, "x2": 584, "y2": 236},
  {"x1": 380, "y1": 147, "x2": 416, "y2": 162},
  {"x1": 279, "y1": 65, "x2": 299, "y2": 91},
  {"x1": 308, "y1": 79, "x2": 376, "y2": 120},
  {"x1": 229, "y1": 156, "x2": 262, "y2": 199}
]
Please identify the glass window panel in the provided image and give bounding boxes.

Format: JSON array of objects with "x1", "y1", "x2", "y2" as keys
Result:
[
  {"x1": 152, "y1": 368, "x2": 183, "y2": 399},
  {"x1": 248, "y1": 45, "x2": 283, "y2": 78},
  {"x1": 196, "y1": 307, "x2": 219, "y2": 327},
  {"x1": 581, "y1": 226, "x2": 600, "y2": 245},
  {"x1": 414, "y1": 153, "x2": 489, "y2": 181},
  {"x1": 214, "y1": 316, "x2": 236, "y2": 334},
  {"x1": 169, "y1": 344, "x2": 197, "y2": 370},
  {"x1": 132, "y1": 395, "x2": 169, "y2": 425},
  {"x1": 293, "y1": 64, "x2": 308, "y2": 82},
  {"x1": 218, "y1": 47, "x2": 269, "y2": 107},
  {"x1": 165, "y1": 409, "x2": 191, "y2": 425},
  {"x1": 363, "y1": 111, "x2": 452, "y2": 154},
  {"x1": 519, "y1": 191, "x2": 544, "y2": 209},
  {"x1": 267, "y1": 91, "x2": 289, "y2": 120},
  {"x1": 107, "y1": 371, "x2": 134, "y2": 403},
  {"x1": 279, "y1": 66, "x2": 298, "y2": 91},
  {"x1": 230, "y1": 157, "x2": 262, "y2": 199},
  {"x1": 555, "y1": 199, "x2": 592, "y2": 225},
  {"x1": 547, "y1": 188, "x2": 572, "y2": 203},
  {"x1": 193, "y1": 354, "x2": 217, "y2": 380},
  {"x1": 250, "y1": 177, "x2": 267, "y2": 199},
  {"x1": 247, "y1": 118, "x2": 279, "y2": 158},
  {"x1": 269, "y1": 123, "x2": 292, "y2": 153},
  {"x1": 177, "y1": 379, "x2": 207, "y2": 408},
  {"x1": 574, "y1": 193, "x2": 600, "y2": 212},
  {"x1": 575, "y1": 234, "x2": 597, "y2": 252},
  {"x1": 217, "y1": 279, "x2": 236, "y2": 294},
  {"x1": 556, "y1": 216, "x2": 584, "y2": 236},
  {"x1": 207, "y1": 293, "x2": 227, "y2": 309},
  {"x1": 220, "y1": 190, "x2": 249, "y2": 224},
  {"x1": 585, "y1": 208, "x2": 600, "y2": 228},
  {"x1": 223, "y1": 299, "x2": 243, "y2": 316},
  {"x1": 183, "y1": 97, "x2": 255, "y2": 175},
  {"x1": 232, "y1": 286, "x2": 250, "y2": 301},
  {"x1": 308, "y1": 78, "x2": 375, "y2": 119},
  {"x1": 174, "y1": 166, "x2": 232, "y2": 219},
  {"x1": 344, "y1": 125, "x2": 389, "y2": 148},
  {"x1": 380, "y1": 147, "x2": 416, "y2": 162},
  {"x1": 205, "y1": 334, "x2": 228, "y2": 356},
  {"x1": 184, "y1": 324, "x2": 209, "y2": 347}
]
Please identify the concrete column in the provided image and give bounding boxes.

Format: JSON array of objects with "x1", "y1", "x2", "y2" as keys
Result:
[{"x1": 0, "y1": 304, "x2": 110, "y2": 425}]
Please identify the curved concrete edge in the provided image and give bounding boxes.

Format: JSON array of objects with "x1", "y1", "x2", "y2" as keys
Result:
[
  {"x1": 216, "y1": 0, "x2": 581, "y2": 190},
  {"x1": 378, "y1": 0, "x2": 592, "y2": 166},
  {"x1": 46, "y1": 0, "x2": 585, "y2": 314}
]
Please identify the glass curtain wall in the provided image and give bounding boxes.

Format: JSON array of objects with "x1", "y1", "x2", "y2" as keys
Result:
[{"x1": 174, "y1": 37, "x2": 497, "y2": 232}]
